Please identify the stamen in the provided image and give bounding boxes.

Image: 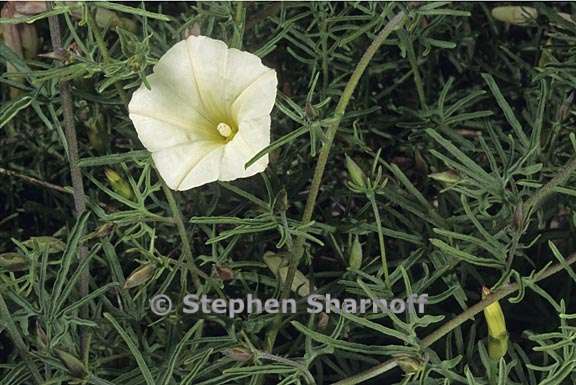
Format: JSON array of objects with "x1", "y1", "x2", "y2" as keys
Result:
[{"x1": 217, "y1": 122, "x2": 233, "y2": 138}]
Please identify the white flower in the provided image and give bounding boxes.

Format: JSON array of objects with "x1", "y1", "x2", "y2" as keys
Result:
[{"x1": 128, "y1": 35, "x2": 277, "y2": 190}]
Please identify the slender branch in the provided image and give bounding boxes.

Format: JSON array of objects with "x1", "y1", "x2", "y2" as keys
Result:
[
  {"x1": 161, "y1": 180, "x2": 202, "y2": 291},
  {"x1": 523, "y1": 155, "x2": 576, "y2": 213},
  {"x1": 48, "y1": 4, "x2": 91, "y2": 356},
  {"x1": 85, "y1": 4, "x2": 129, "y2": 106},
  {"x1": 332, "y1": 252, "x2": 576, "y2": 385},
  {"x1": 0, "y1": 167, "x2": 70, "y2": 194},
  {"x1": 0, "y1": 293, "x2": 44, "y2": 384},
  {"x1": 368, "y1": 192, "x2": 388, "y2": 284},
  {"x1": 402, "y1": 30, "x2": 427, "y2": 110},
  {"x1": 265, "y1": 9, "x2": 406, "y2": 352}
]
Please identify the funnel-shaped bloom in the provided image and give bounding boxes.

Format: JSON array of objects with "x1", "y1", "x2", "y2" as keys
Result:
[{"x1": 129, "y1": 36, "x2": 277, "y2": 190}]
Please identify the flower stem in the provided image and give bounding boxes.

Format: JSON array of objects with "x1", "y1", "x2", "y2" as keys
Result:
[
  {"x1": 523, "y1": 155, "x2": 576, "y2": 214},
  {"x1": 0, "y1": 293, "x2": 44, "y2": 384},
  {"x1": 85, "y1": 4, "x2": 129, "y2": 106},
  {"x1": 331, "y1": 252, "x2": 576, "y2": 385},
  {"x1": 161, "y1": 180, "x2": 202, "y2": 291},
  {"x1": 266, "y1": 10, "x2": 406, "y2": 351},
  {"x1": 48, "y1": 5, "x2": 91, "y2": 357},
  {"x1": 368, "y1": 192, "x2": 388, "y2": 284}
]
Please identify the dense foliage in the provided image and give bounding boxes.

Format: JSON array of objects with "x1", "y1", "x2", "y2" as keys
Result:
[{"x1": 1, "y1": 2, "x2": 576, "y2": 385}]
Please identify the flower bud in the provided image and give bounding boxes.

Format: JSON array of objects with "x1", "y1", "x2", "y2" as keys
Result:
[
  {"x1": 105, "y1": 169, "x2": 133, "y2": 200},
  {"x1": 263, "y1": 252, "x2": 311, "y2": 297},
  {"x1": 19, "y1": 24, "x2": 38, "y2": 59},
  {"x1": 274, "y1": 188, "x2": 289, "y2": 212},
  {"x1": 317, "y1": 312, "x2": 330, "y2": 330},
  {"x1": 348, "y1": 235, "x2": 363, "y2": 270},
  {"x1": 491, "y1": 6, "x2": 537, "y2": 25},
  {"x1": 429, "y1": 170, "x2": 460, "y2": 185},
  {"x1": 223, "y1": 347, "x2": 253, "y2": 362},
  {"x1": 214, "y1": 265, "x2": 235, "y2": 281},
  {"x1": 0, "y1": 253, "x2": 29, "y2": 272},
  {"x1": 482, "y1": 287, "x2": 508, "y2": 360},
  {"x1": 123, "y1": 263, "x2": 155, "y2": 289},
  {"x1": 55, "y1": 349, "x2": 87, "y2": 378},
  {"x1": 395, "y1": 355, "x2": 425, "y2": 374},
  {"x1": 345, "y1": 155, "x2": 366, "y2": 189},
  {"x1": 36, "y1": 321, "x2": 49, "y2": 349},
  {"x1": 22, "y1": 236, "x2": 66, "y2": 253}
]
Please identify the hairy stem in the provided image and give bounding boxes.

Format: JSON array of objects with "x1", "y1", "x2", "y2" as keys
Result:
[
  {"x1": 0, "y1": 293, "x2": 44, "y2": 384},
  {"x1": 161, "y1": 180, "x2": 202, "y2": 291},
  {"x1": 368, "y1": 192, "x2": 388, "y2": 284},
  {"x1": 523, "y1": 155, "x2": 576, "y2": 214},
  {"x1": 85, "y1": 4, "x2": 129, "y2": 106},
  {"x1": 266, "y1": 10, "x2": 406, "y2": 351},
  {"x1": 48, "y1": 5, "x2": 91, "y2": 356},
  {"x1": 332, "y1": 252, "x2": 576, "y2": 385}
]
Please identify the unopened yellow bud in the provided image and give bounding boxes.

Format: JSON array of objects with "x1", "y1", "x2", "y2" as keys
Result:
[
  {"x1": 482, "y1": 287, "x2": 508, "y2": 360},
  {"x1": 105, "y1": 169, "x2": 133, "y2": 200}
]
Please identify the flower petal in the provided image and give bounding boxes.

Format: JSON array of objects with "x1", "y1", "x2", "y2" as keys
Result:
[
  {"x1": 152, "y1": 142, "x2": 222, "y2": 190},
  {"x1": 219, "y1": 116, "x2": 271, "y2": 181},
  {"x1": 232, "y1": 69, "x2": 277, "y2": 121},
  {"x1": 184, "y1": 36, "x2": 230, "y2": 120}
]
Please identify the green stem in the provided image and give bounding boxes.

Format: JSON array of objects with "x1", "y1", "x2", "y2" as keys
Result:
[
  {"x1": 48, "y1": 5, "x2": 91, "y2": 357},
  {"x1": 282, "y1": 10, "x2": 405, "y2": 307},
  {"x1": 85, "y1": 5, "x2": 129, "y2": 106},
  {"x1": 0, "y1": 293, "x2": 44, "y2": 384},
  {"x1": 161, "y1": 181, "x2": 202, "y2": 291},
  {"x1": 266, "y1": 10, "x2": 406, "y2": 351},
  {"x1": 368, "y1": 192, "x2": 388, "y2": 285},
  {"x1": 331, "y1": 252, "x2": 576, "y2": 385},
  {"x1": 523, "y1": 155, "x2": 576, "y2": 214},
  {"x1": 401, "y1": 30, "x2": 427, "y2": 110},
  {"x1": 232, "y1": 2, "x2": 245, "y2": 50}
]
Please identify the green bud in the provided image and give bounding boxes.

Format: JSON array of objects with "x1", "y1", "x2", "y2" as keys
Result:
[
  {"x1": 105, "y1": 169, "x2": 133, "y2": 200},
  {"x1": 263, "y1": 252, "x2": 311, "y2": 297},
  {"x1": 345, "y1": 155, "x2": 367, "y2": 189},
  {"x1": 22, "y1": 236, "x2": 66, "y2": 253},
  {"x1": 223, "y1": 347, "x2": 253, "y2": 362},
  {"x1": 55, "y1": 349, "x2": 87, "y2": 378},
  {"x1": 274, "y1": 189, "x2": 289, "y2": 212},
  {"x1": 123, "y1": 263, "x2": 155, "y2": 289},
  {"x1": 491, "y1": 6, "x2": 537, "y2": 26},
  {"x1": 0, "y1": 253, "x2": 29, "y2": 272},
  {"x1": 348, "y1": 235, "x2": 363, "y2": 270},
  {"x1": 395, "y1": 355, "x2": 425, "y2": 374},
  {"x1": 429, "y1": 170, "x2": 460, "y2": 185}
]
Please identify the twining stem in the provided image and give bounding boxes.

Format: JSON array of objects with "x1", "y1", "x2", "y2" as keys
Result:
[
  {"x1": 84, "y1": 4, "x2": 129, "y2": 106},
  {"x1": 0, "y1": 293, "x2": 44, "y2": 384},
  {"x1": 367, "y1": 192, "x2": 388, "y2": 284},
  {"x1": 0, "y1": 167, "x2": 70, "y2": 194},
  {"x1": 161, "y1": 180, "x2": 202, "y2": 291},
  {"x1": 332, "y1": 252, "x2": 576, "y2": 385},
  {"x1": 266, "y1": 10, "x2": 407, "y2": 351},
  {"x1": 523, "y1": 155, "x2": 576, "y2": 214},
  {"x1": 48, "y1": 5, "x2": 91, "y2": 356},
  {"x1": 401, "y1": 30, "x2": 427, "y2": 110}
]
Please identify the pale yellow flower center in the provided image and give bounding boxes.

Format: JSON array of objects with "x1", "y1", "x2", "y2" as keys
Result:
[{"x1": 217, "y1": 122, "x2": 233, "y2": 139}]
